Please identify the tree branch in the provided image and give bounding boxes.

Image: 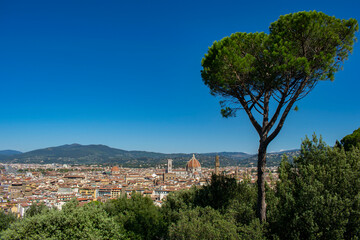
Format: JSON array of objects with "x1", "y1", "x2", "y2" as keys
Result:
[
  {"x1": 266, "y1": 77, "x2": 310, "y2": 145},
  {"x1": 233, "y1": 90, "x2": 262, "y2": 135}
]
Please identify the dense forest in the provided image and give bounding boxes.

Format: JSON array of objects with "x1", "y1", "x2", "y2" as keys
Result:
[{"x1": 1, "y1": 132, "x2": 359, "y2": 239}]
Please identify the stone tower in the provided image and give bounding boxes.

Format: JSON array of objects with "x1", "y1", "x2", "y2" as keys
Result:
[
  {"x1": 167, "y1": 159, "x2": 173, "y2": 173},
  {"x1": 215, "y1": 155, "x2": 220, "y2": 175}
]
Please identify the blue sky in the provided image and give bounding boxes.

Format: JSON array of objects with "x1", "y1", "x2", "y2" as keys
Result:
[{"x1": 0, "y1": 0, "x2": 359, "y2": 153}]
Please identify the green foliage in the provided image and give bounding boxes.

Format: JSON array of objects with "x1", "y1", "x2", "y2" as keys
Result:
[
  {"x1": 163, "y1": 175, "x2": 263, "y2": 239},
  {"x1": 226, "y1": 193, "x2": 257, "y2": 226},
  {"x1": 269, "y1": 135, "x2": 360, "y2": 239},
  {"x1": 194, "y1": 174, "x2": 254, "y2": 211},
  {"x1": 163, "y1": 186, "x2": 197, "y2": 210},
  {"x1": 168, "y1": 206, "x2": 240, "y2": 240},
  {"x1": 2, "y1": 199, "x2": 125, "y2": 240},
  {"x1": 104, "y1": 193, "x2": 165, "y2": 240},
  {"x1": 226, "y1": 200, "x2": 265, "y2": 240},
  {"x1": 221, "y1": 106, "x2": 236, "y2": 118},
  {"x1": 161, "y1": 186, "x2": 197, "y2": 225},
  {"x1": 163, "y1": 174, "x2": 257, "y2": 215},
  {"x1": 270, "y1": 11, "x2": 358, "y2": 80},
  {"x1": 0, "y1": 210, "x2": 17, "y2": 233},
  {"x1": 202, "y1": 11, "x2": 358, "y2": 111},
  {"x1": 337, "y1": 127, "x2": 360, "y2": 151},
  {"x1": 25, "y1": 203, "x2": 49, "y2": 218}
]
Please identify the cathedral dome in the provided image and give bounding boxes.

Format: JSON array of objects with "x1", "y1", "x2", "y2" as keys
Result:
[
  {"x1": 111, "y1": 166, "x2": 120, "y2": 172},
  {"x1": 186, "y1": 154, "x2": 201, "y2": 170}
]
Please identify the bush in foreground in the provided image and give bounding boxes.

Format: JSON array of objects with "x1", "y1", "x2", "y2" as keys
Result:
[
  {"x1": 268, "y1": 135, "x2": 360, "y2": 239},
  {"x1": 2, "y1": 199, "x2": 126, "y2": 240}
]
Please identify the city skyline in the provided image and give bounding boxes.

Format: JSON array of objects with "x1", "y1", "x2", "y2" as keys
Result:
[{"x1": 1, "y1": 0, "x2": 359, "y2": 154}]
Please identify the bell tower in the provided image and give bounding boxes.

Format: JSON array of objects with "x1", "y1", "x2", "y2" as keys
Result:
[
  {"x1": 215, "y1": 155, "x2": 220, "y2": 175},
  {"x1": 167, "y1": 159, "x2": 173, "y2": 173}
]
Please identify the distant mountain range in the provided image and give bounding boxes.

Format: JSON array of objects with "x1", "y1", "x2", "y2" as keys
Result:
[{"x1": 0, "y1": 144, "x2": 299, "y2": 167}]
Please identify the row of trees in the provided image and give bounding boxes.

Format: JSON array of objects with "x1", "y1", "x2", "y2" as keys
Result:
[{"x1": 1, "y1": 133, "x2": 359, "y2": 239}]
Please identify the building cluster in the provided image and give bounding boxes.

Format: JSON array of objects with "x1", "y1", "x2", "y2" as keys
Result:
[{"x1": 0, "y1": 155, "x2": 278, "y2": 217}]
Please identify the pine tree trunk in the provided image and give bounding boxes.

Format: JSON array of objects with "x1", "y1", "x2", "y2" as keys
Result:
[{"x1": 257, "y1": 142, "x2": 267, "y2": 223}]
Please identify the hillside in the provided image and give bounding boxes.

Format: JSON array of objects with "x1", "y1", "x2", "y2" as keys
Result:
[
  {"x1": 0, "y1": 144, "x2": 298, "y2": 167},
  {"x1": 241, "y1": 150, "x2": 300, "y2": 167},
  {"x1": 0, "y1": 150, "x2": 22, "y2": 161},
  {"x1": 0, "y1": 150, "x2": 22, "y2": 156}
]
